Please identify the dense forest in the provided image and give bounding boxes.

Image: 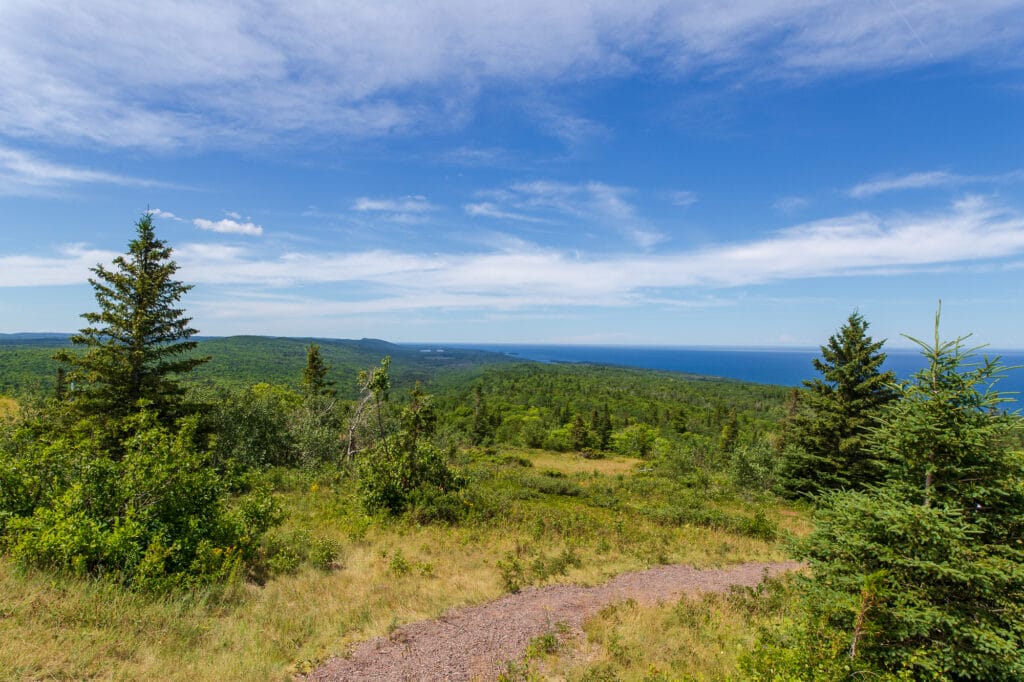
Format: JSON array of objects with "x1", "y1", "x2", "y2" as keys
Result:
[{"x1": 1, "y1": 217, "x2": 1022, "y2": 680}]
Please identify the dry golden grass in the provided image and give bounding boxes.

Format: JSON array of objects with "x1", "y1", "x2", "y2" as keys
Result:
[
  {"x1": 522, "y1": 576, "x2": 800, "y2": 681},
  {"x1": 0, "y1": 451, "x2": 805, "y2": 681},
  {"x1": 524, "y1": 448, "x2": 643, "y2": 476},
  {"x1": 0, "y1": 395, "x2": 17, "y2": 422}
]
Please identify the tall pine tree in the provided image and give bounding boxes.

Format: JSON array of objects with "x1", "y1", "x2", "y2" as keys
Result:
[
  {"x1": 301, "y1": 343, "x2": 335, "y2": 397},
  {"x1": 55, "y1": 213, "x2": 207, "y2": 422},
  {"x1": 748, "y1": 312, "x2": 1024, "y2": 679},
  {"x1": 782, "y1": 311, "x2": 896, "y2": 497}
]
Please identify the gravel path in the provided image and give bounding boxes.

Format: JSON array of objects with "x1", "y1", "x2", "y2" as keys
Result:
[{"x1": 308, "y1": 561, "x2": 801, "y2": 681}]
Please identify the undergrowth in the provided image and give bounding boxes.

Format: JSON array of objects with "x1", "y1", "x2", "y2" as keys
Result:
[{"x1": 0, "y1": 448, "x2": 804, "y2": 680}]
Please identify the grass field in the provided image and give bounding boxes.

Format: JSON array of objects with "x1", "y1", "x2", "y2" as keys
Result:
[
  {"x1": 0, "y1": 447, "x2": 806, "y2": 681},
  {"x1": 0, "y1": 396, "x2": 17, "y2": 422}
]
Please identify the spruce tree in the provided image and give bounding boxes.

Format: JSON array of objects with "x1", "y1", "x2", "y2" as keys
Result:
[
  {"x1": 301, "y1": 343, "x2": 335, "y2": 397},
  {"x1": 782, "y1": 311, "x2": 896, "y2": 497},
  {"x1": 748, "y1": 313, "x2": 1024, "y2": 679},
  {"x1": 55, "y1": 213, "x2": 207, "y2": 422}
]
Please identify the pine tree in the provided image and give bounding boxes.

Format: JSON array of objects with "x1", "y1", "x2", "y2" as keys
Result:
[
  {"x1": 595, "y1": 402, "x2": 613, "y2": 450},
  {"x1": 301, "y1": 343, "x2": 335, "y2": 397},
  {"x1": 747, "y1": 313, "x2": 1024, "y2": 679},
  {"x1": 782, "y1": 311, "x2": 896, "y2": 497},
  {"x1": 55, "y1": 213, "x2": 207, "y2": 422},
  {"x1": 571, "y1": 413, "x2": 590, "y2": 451}
]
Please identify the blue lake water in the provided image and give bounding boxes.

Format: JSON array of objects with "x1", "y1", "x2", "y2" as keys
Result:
[{"x1": 438, "y1": 343, "x2": 1024, "y2": 405}]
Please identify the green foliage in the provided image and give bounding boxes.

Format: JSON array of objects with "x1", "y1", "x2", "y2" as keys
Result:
[
  {"x1": 249, "y1": 529, "x2": 341, "y2": 581},
  {"x1": 54, "y1": 214, "x2": 208, "y2": 423},
  {"x1": 2, "y1": 410, "x2": 280, "y2": 590},
  {"x1": 751, "y1": 315, "x2": 1024, "y2": 680},
  {"x1": 729, "y1": 442, "x2": 779, "y2": 493},
  {"x1": 357, "y1": 382, "x2": 464, "y2": 516},
  {"x1": 432, "y1": 363, "x2": 788, "y2": 477},
  {"x1": 357, "y1": 440, "x2": 463, "y2": 516},
  {"x1": 781, "y1": 311, "x2": 897, "y2": 497},
  {"x1": 612, "y1": 423, "x2": 658, "y2": 458},
  {"x1": 200, "y1": 383, "x2": 299, "y2": 469}
]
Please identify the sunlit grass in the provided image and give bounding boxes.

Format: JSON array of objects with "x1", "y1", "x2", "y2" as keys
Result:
[
  {"x1": 508, "y1": 575, "x2": 802, "y2": 681},
  {"x1": 0, "y1": 395, "x2": 17, "y2": 422},
  {"x1": 522, "y1": 447, "x2": 643, "y2": 476},
  {"x1": 0, "y1": 448, "x2": 806, "y2": 680}
]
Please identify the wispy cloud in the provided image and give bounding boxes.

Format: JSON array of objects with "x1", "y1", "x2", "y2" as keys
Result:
[
  {"x1": 477, "y1": 180, "x2": 666, "y2": 248},
  {"x1": 0, "y1": 244, "x2": 118, "y2": 286},
  {"x1": 848, "y1": 170, "x2": 965, "y2": 198},
  {"x1": 464, "y1": 202, "x2": 547, "y2": 223},
  {"x1": 10, "y1": 198, "x2": 1022, "y2": 318},
  {"x1": 773, "y1": 196, "x2": 810, "y2": 213},
  {"x1": 670, "y1": 190, "x2": 699, "y2": 207},
  {"x1": 353, "y1": 196, "x2": 437, "y2": 213},
  {"x1": 847, "y1": 169, "x2": 1024, "y2": 198},
  {"x1": 530, "y1": 100, "x2": 609, "y2": 148},
  {"x1": 2, "y1": 3, "x2": 1021, "y2": 148},
  {"x1": 193, "y1": 217, "x2": 263, "y2": 236},
  {"x1": 0, "y1": 146, "x2": 167, "y2": 195}
]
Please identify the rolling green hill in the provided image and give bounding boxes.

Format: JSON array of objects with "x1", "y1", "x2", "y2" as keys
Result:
[{"x1": 0, "y1": 335, "x2": 515, "y2": 398}]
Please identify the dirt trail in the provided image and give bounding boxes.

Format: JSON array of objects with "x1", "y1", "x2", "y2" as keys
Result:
[{"x1": 308, "y1": 561, "x2": 801, "y2": 681}]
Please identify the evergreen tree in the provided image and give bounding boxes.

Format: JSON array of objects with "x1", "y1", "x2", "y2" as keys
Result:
[
  {"x1": 782, "y1": 311, "x2": 896, "y2": 497},
  {"x1": 55, "y1": 213, "x2": 207, "y2": 422},
  {"x1": 470, "y1": 384, "x2": 496, "y2": 445},
  {"x1": 748, "y1": 314, "x2": 1024, "y2": 679},
  {"x1": 595, "y1": 402, "x2": 613, "y2": 450},
  {"x1": 571, "y1": 413, "x2": 590, "y2": 451},
  {"x1": 719, "y1": 409, "x2": 738, "y2": 454},
  {"x1": 301, "y1": 343, "x2": 335, "y2": 397}
]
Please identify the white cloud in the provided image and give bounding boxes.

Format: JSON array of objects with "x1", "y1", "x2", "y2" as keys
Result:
[
  {"x1": 151, "y1": 208, "x2": 185, "y2": 221},
  {"x1": 848, "y1": 171, "x2": 964, "y2": 198},
  {"x1": 353, "y1": 196, "x2": 437, "y2": 213},
  {"x1": 193, "y1": 217, "x2": 263, "y2": 236},
  {"x1": 464, "y1": 202, "x2": 547, "y2": 223},
  {"x1": 0, "y1": 244, "x2": 118, "y2": 287},
  {"x1": 1, "y1": 2, "x2": 1021, "y2": 148},
  {"x1": 8, "y1": 198, "x2": 1020, "y2": 321},
  {"x1": 0, "y1": 145, "x2": 167, "y2": 195},
  {"x1": 847, "y1": 169, "x2": 1024, "y2": 198}
]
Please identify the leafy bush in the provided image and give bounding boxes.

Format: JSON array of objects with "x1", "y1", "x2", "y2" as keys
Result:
[
  {"x1": 3, "y1": 410, "x2": 280, "y2": 590},
  {"x1": 200, "y1": 383, "x2": 299, "y2": 469},
  {"x1": 612, "y1": 423, "x2": 658, "y2": 458},
  {"x1": 357, "y1": 440, "x2": 464, "y2": 516}
]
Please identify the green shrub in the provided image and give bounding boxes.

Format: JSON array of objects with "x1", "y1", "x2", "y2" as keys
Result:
[
  {"x1": 357, "y1": 440, "x2": 464, "y2": 516},
  {"x1": 4, "y1": 410, "x2": 280, "y2": 590}
]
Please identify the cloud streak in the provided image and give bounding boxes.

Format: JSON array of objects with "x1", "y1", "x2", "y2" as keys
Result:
[
  {"x1": 7, "y1": 198, "x2": 1023, "y2": 317},
  {"x1": 2, "y1": 2, "x2": 1022, "y2": 149},
  {"x1": 848, "y1": 169, "x2": 1024, "y2": 198},
  {"x1": 0, "y1": 146, "x2": 168, "y2": 195},
  {"x1": 353, "y1": 196, "x2": 437, "y2": 213}
]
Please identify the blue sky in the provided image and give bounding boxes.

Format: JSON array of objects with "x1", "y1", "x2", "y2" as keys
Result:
[{"x1": 2, "y1": 1, "x2": 1024, "y2": 348}]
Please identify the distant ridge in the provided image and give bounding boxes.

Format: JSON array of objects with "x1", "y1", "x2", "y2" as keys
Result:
[
  {"x1": 0, "y1": 334, "x2": 517, "y2": 396},
  {"x1": 0, "y1": 333, "x2": 70, "y2": 340}
]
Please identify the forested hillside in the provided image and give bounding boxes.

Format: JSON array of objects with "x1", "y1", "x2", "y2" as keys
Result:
[{"x1": 0, "y1": 334, "x2": 515, "y2": 397}]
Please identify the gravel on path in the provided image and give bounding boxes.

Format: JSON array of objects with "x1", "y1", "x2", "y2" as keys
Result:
[{"x1": 308, "y1": 561, "x2": 802, "y2": 681}]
